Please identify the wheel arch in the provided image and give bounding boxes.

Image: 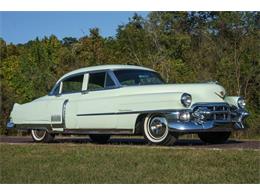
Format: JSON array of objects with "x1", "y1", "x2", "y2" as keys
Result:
[
  {"x1": 134, "y1": 112, "x2": 167, "y2": 134},
  {"x1": 134, "y1": 113, "x2": 148, "y2": 135}
]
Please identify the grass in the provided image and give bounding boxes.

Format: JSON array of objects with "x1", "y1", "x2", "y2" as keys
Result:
[{"x1": 0, "y1": 143, "x2": 259, "y2": 184}]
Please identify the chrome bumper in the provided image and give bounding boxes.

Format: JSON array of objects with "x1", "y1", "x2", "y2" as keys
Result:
[{"x1": 166, "y1": 103, "x2": 249, "y2": 133}]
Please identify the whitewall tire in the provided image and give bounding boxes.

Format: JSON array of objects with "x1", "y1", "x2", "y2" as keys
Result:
[
  {"x1": 143, "y1": 114, "x2": 177, "y2": 146},
  {"x1": 31, "y1": 129, "x2": 55, "y2": 143}
]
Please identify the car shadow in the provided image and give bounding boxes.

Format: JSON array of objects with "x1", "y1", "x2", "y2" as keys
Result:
[
  {"x1": 53, "y1": 136, "x2": 243, "y2": 147},
  {"x1": 0, "y1": 135, "x2": 244, "y2": 147}
]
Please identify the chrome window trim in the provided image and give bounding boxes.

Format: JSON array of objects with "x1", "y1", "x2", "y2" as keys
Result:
[
  {"x1": 49, "y1": 72, "x2": 85, "y2": 96},
  {"x1": 49, "y1": 69, "x2": 122, "y2": 96},
  {"x1": 61, "y1": 74, "x2": 84, "y2": 95},
  {"x1": 82, "y1": 73, "x2": 89, "y2": 91},
  {"x1": 49, "y1": 68, "x2": 161, "y2": 96},
  {"x1": 112, "y1": 68, "x2": 165, "y2": 87},
  {"x1": 108, "y1": 70, "x2": 122, "y2": 87},
  {"x1": 87, "y1": 70, "x2": 119, "y2": 92}
]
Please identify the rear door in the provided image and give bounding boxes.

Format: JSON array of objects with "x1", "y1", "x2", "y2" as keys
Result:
[{"x1": 48, "y1": 73, "x2": 84, "y2": 131}]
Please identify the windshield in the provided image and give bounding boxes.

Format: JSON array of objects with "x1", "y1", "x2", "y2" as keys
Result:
[{"x1": 113, "y1": 69, "x2": 165, "y2": 86}]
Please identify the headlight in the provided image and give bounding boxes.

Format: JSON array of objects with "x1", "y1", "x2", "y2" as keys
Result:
[
  {"x1": 181, "y1": 93, "x2": 192, "y2": 107},
  {"x1": 237, "y1": 97, "x2": 246, "y2": 109}
]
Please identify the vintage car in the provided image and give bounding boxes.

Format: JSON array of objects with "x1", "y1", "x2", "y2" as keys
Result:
[{"x1": 7, "y1": 65, "x2": 249, "y2": 145}]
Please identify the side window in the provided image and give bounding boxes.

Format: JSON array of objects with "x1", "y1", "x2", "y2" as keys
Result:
[
  {"x1": 62, "y1": 74, "x2": 84, "y2": 94},
  {"x1": 88, "y1": 72, "x2": 116, "y2": 91},
  {"x1": 88, "y1": 72, "x2": 105, "y2": 91}
]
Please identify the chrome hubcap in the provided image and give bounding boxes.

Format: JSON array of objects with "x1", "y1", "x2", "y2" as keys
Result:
[{"x1": 148, "y1": 117, "x2": 168, "y2": 139}]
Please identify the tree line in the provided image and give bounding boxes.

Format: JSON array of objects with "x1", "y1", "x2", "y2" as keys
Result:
[{"x1": 0, "y1": 12, "x2": 259, "y2": 137}]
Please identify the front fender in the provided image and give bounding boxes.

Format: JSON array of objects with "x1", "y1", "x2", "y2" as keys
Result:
[
  {"x1": 224, "y1": 96, "x2": 240, "y2": 108},
  {"x1": 117, "y1": 92, "x2": 185, "y2": 112}
]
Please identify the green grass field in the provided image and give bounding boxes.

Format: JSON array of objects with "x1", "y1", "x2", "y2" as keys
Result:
[{"x1": 0, "y1": 143, "x2": 259, "y2": 183}]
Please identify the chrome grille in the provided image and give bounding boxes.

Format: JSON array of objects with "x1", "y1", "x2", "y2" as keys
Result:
[{"x1": 192, "y1": 103, "x2": 231, "y2": 123}]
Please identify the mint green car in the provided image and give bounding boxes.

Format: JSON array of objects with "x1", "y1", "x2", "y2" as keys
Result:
[{"x1": 7, "y1": 65, "x2": 249, "y2": 145}]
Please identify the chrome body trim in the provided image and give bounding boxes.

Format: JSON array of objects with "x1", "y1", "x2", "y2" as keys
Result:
[
  {"x1": 77, "y1": 109, "x2": 186, "y2": 116},
  {"x1": 232, "y1": 109, "x2": 250, "y2": 129},
  {"x1": 62, "y1": 99, "x2": 69, "y2": 129},
  {"x1": 11, "y1": 124, "x2": 50, "y2": 131},
  {"x1": 62, "y1": 129, "x2": 133, "y2": 135},
  {"x1": 166, "y1": 103, "x2": 249, "y2": 133},
  {"x1": 7, "y1": 123, "x2": 133, "y2": 135},
  {"x1": 51, "y1": 115, "x2": 61, "y2": 122}
]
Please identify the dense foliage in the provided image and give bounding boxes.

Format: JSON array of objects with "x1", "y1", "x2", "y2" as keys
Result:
[{"x1": 0, "y1": 12, "x2": 259, "y2": 137}]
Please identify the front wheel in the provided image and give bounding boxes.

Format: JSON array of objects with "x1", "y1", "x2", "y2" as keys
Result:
[
  {"x1": 89, "y1": 134, "x2": 110, "y2": 144},
  {"x1": 143, "y1": 114, "x2": 177, "y2": 146},
  {"x1": 198, "y1": 131, "x2": 231, "y2": 144},
  {"x1": 31, "y1": 129, "x2": 55, "y2": 143}
]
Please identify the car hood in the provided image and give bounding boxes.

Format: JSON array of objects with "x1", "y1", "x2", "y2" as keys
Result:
[{"x1": 118, "y1": 83, "x2": 227, "y2": 104}]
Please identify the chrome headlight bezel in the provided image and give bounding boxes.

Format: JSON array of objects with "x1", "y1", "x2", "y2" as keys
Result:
[
  {"x1": 237, "y1": 97, "x2": 246, "y2": 109},
  {"x1": 181, "y1": 93, "x2": 192, "y2": 107}
]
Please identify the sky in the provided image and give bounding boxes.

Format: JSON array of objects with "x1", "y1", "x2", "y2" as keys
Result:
[{"x1": 0, "y1": 11, "x2": 148, "y2": 44}]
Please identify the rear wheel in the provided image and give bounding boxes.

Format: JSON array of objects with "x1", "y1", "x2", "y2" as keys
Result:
[
  {"x1": 89, "y1": 134, "x2": 110, "y2": 144},
  {"x1": 143, "y1": 114, "x2": 177, "y2": 146},
  {"x1": 31, "y1": 129, "x2": 55, "y2": 143},
  {"x1": 198, "y1": 131, "x2": 231, "y2": 144}
]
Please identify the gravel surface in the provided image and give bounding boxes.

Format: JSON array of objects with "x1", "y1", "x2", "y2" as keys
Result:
[{"x1": 0, "y1": 136, "x2": 259, "y2": 149}]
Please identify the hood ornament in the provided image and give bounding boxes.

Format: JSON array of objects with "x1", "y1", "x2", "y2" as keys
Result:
[
  {"x1": 215, "y1": 91, "x2": 225, "y2": 99},
  {"x1": 207, "y1": 80, "x2": 219, "y2": 84}
]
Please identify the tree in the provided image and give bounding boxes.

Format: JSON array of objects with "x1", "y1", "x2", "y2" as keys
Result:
[{"x1": 0, "y1": 12, "x2": 259, "y2": 137}]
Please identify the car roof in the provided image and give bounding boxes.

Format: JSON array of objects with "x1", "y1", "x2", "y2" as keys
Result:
[{"x1": 58, "y1": 64, "x2": 154, "y2": 81}]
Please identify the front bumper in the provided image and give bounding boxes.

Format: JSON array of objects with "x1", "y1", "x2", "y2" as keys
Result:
[{"x1": 166, "y1": 103, "x2": 249, "y2": 133}]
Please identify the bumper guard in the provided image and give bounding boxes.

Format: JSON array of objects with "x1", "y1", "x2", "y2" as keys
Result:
[{"x1": 166, "y1": 103, "x2": 249, "y2": 133}]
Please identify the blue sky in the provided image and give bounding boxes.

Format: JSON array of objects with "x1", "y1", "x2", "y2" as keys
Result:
[{"x1": 0, "y1": 11, "x2": 148, "y2": 44}]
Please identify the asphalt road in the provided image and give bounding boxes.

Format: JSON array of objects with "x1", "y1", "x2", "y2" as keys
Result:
[{"x1": 0, "y1": 136, "x2": 259, "y2": 149}]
